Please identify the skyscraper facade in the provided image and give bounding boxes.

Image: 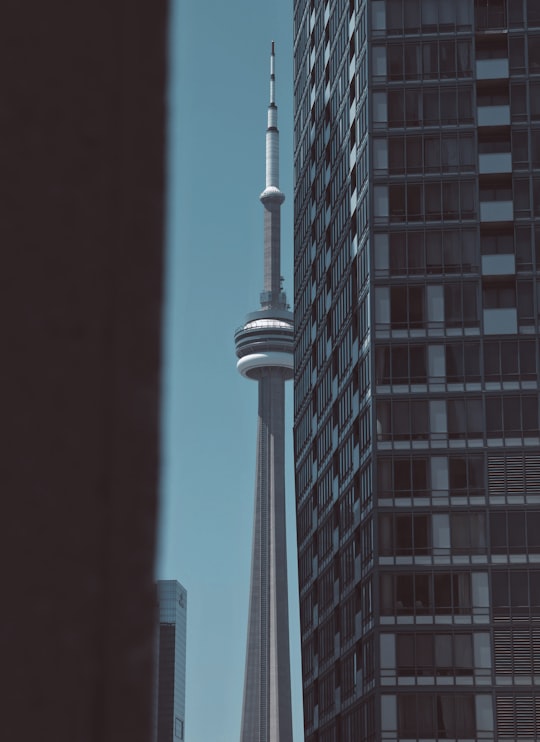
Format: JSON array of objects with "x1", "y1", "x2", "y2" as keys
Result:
[
  {"x1": 234, "y1": 44, "x2": 294, "y2": 742},
  {"x1": 154, "y1": 580, "x2": 187, "y2": 742},
  {"x1": 293, "y1": 1, "x2": 540, "y2": 739}
]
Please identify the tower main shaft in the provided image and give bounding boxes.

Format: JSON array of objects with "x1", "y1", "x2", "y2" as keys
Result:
[{"x1": 234, "y1": 43, "x2": 294, "y2": 742}]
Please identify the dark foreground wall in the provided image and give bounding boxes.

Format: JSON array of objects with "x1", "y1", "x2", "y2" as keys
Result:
[{"x1": 1, "y1": 3, "x2": 168, "y2": 740}]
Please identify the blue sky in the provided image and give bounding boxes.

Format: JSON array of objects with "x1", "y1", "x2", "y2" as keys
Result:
[{"x1": 156, "y1": 2, "x2": 302, "y2": 741}]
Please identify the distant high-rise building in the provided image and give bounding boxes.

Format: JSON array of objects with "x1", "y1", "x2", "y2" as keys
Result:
[
  {"x1": 293, "y1": 1, "x2": 540, "y2": 740},
  {"x1": 154, "y1": 580, "x2": 187, "y2": 742},
  {"x1": 234, "y1": 43, "x2": 294, "y2": 742}
]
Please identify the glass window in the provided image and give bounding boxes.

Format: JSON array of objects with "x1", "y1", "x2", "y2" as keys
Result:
[
  {"x1": 394, "y1": 459, "x2": 412, "y2": 492},
  {"x1": 458, "y1": 88, "x2": 473, "y2": 122},
  {"x1": 407, "y1": 183, "x2": 423, "y2": 220},
  {"x1": 378, "y1": 456, "x2": 429, "y2": 498},
  {"x1": 520, "y1": 340, "x2": 536, "y2": 379},
  {"x1": 398, "y1": 0, "x2": 417, "y2": 29},
  {"x1": 534, "y1": 177, "x2": 540, "y2": 215},
  {"x1": 440, "y1": 88, "x2": 457, "y2": 124},
  {"x1": 475, "y1": 0, "x2": 507, "y2": 30},
  {"x1": 511, "y1": 83, "x2": 527, "y2": 120},
  {"x1": 504, "y1": 397, "x2": 521, "y2": 435},
  {"x1": 479, "y1": 131, "x2": 510, "y2": 154},
  {"x1": 451, "y1": 695, "x2": 476, "y2": 737},
  {"x1": 406, "y1": 136, "x2": 422, "y2": 172},
  {"x1": 425, "y1": 135, "x2": 440, "y2": 171},
  {"x1": 439, "y1": 41, "x2": 456, "y2": 77},
  {"x1": 425, "y1": 182, "x2": 441, "y2": 219},
  {"x1": 531, "y1": 82, "x2": 540, "y2": 120},
  {"x1": 509, "y1": 0, "x2": 524, "y2": 27},
  {"x1": 508, "y1": 512, "x2": 527, "y2": 550},
  {"x1": 375, "y1": 346, "x2": 391, "y2": 384},
  {"x1": 446, "y1": 344, "x2": 462, "y2": 380},
  {"x1": 412, "y1": 459, "x2": 428, "y2": 493},
  {"x1": 451, "y1": 183, "x2": 472, "y2": 219},
  {"x1": 492, "y1": 570, "x2": 510, "y2": 611},
  {"x1": 410, "y1": 346, "x2": 427, "y2": 381},
  {"x1": 446, "y1": 342, "x2": 481, "y2": 382},
  {"x1": 464, "y1": 342, "x2": 481, "y2": 379},
  {"x1": 531, "y1": 37, "x2": 540, "y2": 73},
  {"x1": 421, "y1": 0, "x2": 438, "y2": 28},
  {"x1": 484, "y1": 340, "x2": 500, "y2": 380},
  {"x1": 514, "y1": 177, "x2": 531, "y2": 214},
  {"x1": 486, "y1": 397, "x2": 502, "y2": 435},
  {"x1": 528, "y1": 513, "x2": 540, "y2": 553},
  {"x1": 481, "y1": 230, "x2": 513, "y2": 254},
  {"x1": 387, "y1": 45, "x2": 403, "y2": 80},
  {"x1": 511, "y1": 571, "x2": 529, "y2": 608},
  {"x1": 530, "y1": 571, "x2": 540, "y2": 607},
  {"x1": 389, "y1": 184, "x2": 405, "y2": 221},
  {"x1": 449, "y1": 455, "x2": 484, "y2": 494},
  {"x1": 426, "y1": 231, "x2": 442, "y2": 271},
  {"x1": 405, "y1": 43, "x2": 421, "y2": 79},
  {"x1": 405, "y1": 89, "x2": 421, "y2": 126},
  {"x1": 528, "y1": 1, "x2": 540, "y2": 26},
  {"x1": 522, "y1": 394, "x2": 539, "y2": 433},
  {"x1": 434, "y1": 634, "x2": 452, "y2": 671},
  {"x1": 410, "y1": 286, "x2": 425, "y2": 326},
  {"x1": 385, "y1": 0, "x2": 402, "y2": 31},
  {"x1": 532, "y1": 130, "x2": 540, "y2": 168},
  {"x1": 393, "y1": 514, "x2": 430, "y2": 554},
  {"x1": 454, "y1": 634, "x2": 474, "y2": 674},
  {"x1": 390, "y1": 285, "x2": 425, "y2": 327},
  {"x1": 517, "y1": 279, "x2": 534, "y2": 323},
  {"x1": 396, "y1": 634, "x2": 417, "y2": 675},
  {"x1": 457, "y1": 0, "x2": 473, "y2": 28},
  {"x1": 398, "y1": 695, "x2": 432, "y2": 737},
  {"x1": 423, "y1": 89, "x2": 439, "y2": 124},
  {"x1": 516, "y1": 226, "x2": 533, "y2": 269},
  {"x1": 460, "y1": 181, "x2": 476, "y2": 218},
  {"x1": 388, "y1": 137, "x2": 404, "y2": 174},
  {"x1": 398, "y1": 691, "x2": 476, "y2": 736},
  {"x1": 393, "y1": 401, "x2": 410, "y2": 439},
  {"x1": 501, "y1": 341, "x2": 519, "y2": 378},
  {"x1": 408, "y1": 232, "x2": 424, "y2": 272},
  {"x1": 451, "y1": 512, "x2": 487, "y2": 552},
  {"x1": 512, "y1": 129, "x2": 529, "y2": 165},
  {"x1": 447, "y1": 398, "x2": 483, "y2": 439},
  {"x1": 416, "y1": 634, "x2": 434, "y2": 674},
  {"x1": 423, "y1": 41, "x2": 438, "y2": 78},
  {"x1": 459, "y1": 135, "x2": 475, "y2": 169},
  {"x1": 463, "y1": 284, "x2": 478, "y2": 323},
  {"x1": 483, "y1": 281, "x2": 516, "y2": 309},
  {"x1": 445, "y1": 283, "x2": 478, "y2": 326},
  {"x1": 457, "y1": 40, "x2": 472, "y2": 75},
  {"x1": 490, "y1": 512, "x2": 507, "y2": 554}
]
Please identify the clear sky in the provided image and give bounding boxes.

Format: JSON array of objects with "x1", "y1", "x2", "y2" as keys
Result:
[{"x1": 156, "y1": 2, "x2": 302, "y2": 741}]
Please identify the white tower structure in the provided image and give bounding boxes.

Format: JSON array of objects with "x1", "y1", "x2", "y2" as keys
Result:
[{"x1": 234, "y1": 42, "x2": 294, "y2": 742}]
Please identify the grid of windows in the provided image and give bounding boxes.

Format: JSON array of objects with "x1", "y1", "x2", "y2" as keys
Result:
[
  {"x1": 396, "y1": 632, "x2": 474, "y2": 676},
  {"x1": 294, "y1": 0, "x2": 540, "y2": 738},
  {"x1": 396, "y1": 693, "x2": 477, "y2": 738},
  {"x1": 380, "y1": 571, "x2": 472, "y2": 616}
]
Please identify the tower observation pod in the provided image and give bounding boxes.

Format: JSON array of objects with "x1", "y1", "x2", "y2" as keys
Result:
[{"x1": 233, "y1": 42, "x2": 294, "y2": 742}]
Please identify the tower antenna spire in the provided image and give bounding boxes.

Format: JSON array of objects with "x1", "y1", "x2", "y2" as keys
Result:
[
  {"x1": 259, "y1": 41, "x2": 285, "y2": 309},
  {"x1": 270, "y1": 40, "x2": 276, "y2": 105}
]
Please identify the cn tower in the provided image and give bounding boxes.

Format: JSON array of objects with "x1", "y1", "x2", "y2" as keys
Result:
[{"x1": 234, "y1": 43, "x2": 294, "y2": 742}]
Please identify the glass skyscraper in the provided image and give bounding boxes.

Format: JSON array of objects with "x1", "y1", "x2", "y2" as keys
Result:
[
  {"x1": 292, "y1": 1, "x2": 540, "y2": 739},
  {"x1": 154, "y1": 580, "x2": 187, "y2": 742}
]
